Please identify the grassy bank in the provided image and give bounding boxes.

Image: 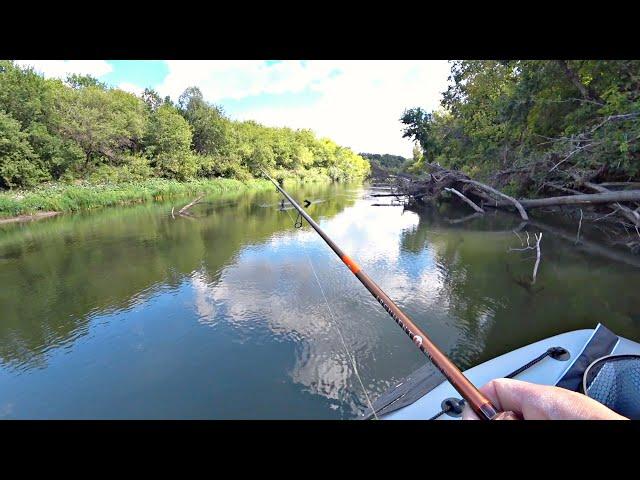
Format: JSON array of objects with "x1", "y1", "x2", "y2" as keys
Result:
[{"x1": 0, "y1": 178, "x2": 280, "y2": 219}]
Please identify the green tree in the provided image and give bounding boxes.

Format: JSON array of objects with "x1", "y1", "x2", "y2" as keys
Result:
[
  {"x1": 404, "y1": 60, "x2": 640, "y2": 188},
  {"x1": 65, "y1": 74, "x2": 107, "y2": 90},
  {"x1": 178, "y1": 87, "x2": 229, "y2": 156},
  {"x1": 144, "y1": 104, "x2": 197, "y2": 180},
  {"x1": 142, "y1": 88, "x2": 164, "y2": 112},
  {"x1": 0, "y1": 61, "x2": 371, "y2": 190},
  {"x1": 53, "y1": 86, "x2": 148, "y2": 172},
  {"x1": 0, "y1": 111, "x2": 49, "y2": 188}
]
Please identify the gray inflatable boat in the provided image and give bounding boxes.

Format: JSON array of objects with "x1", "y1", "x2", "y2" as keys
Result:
[{"x1": 366, "y1": 324, "x2": 640, "y2": 420}]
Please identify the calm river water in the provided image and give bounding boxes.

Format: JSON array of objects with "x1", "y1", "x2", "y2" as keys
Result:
[{"x1": 1, "y1": 182, "x2": 640, "y2": 419}]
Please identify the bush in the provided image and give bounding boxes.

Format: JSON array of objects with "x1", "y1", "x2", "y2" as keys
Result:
[
  {"x1": 88, "y1": 154, "x2": 154, "y2": 183},
  {"x1": 0, "y1": 110, "x2": 49, "y2": 188}
]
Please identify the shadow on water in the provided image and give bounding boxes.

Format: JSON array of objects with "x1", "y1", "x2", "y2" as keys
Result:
[{"x1": 0, "y1": 183, "x2": 639, "y2": 419}]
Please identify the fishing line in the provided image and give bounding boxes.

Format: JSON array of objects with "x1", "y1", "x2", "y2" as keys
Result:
[
  {"x1": 282, "y1": 206, "x2": 379, "y2": 419},
  {"x1": 262, "y1": 169, "x2": 517, "y2": 420}
]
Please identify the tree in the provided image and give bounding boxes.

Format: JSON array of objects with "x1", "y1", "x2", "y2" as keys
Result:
[
  {"x1": 400, "y1": 108, "x2": 442, "y2": 162},
  {"x1": 402, "y1": 60, "x2": 640, "y2": 189},
  {"x1": 53, "y1": 86, "x2": 148, "y2": 171},
  {"x1": 0, "y1": 62, "x2": 372, "y2": 189},
  {"x1": 142, "y1": 88, "x2": 164, "y2": 112},
  {"x1": 178, "y1": 87, "x2": 229, "y2": 155},
  {"x1": 144, "y1": 104, "x2": 197, "y2": 180},
  {"x1": 0, "y1": 60, "x2": 53, "y2": 128},
  {"x1": 0, "y1": 111, "x2": 48, "y2": 188},
  {"x1": 0, "y1": 62, "x2": 82, "y2": 181},
  {"x1": 65, "y1": 74, "x2": 107, "y2": 90}
]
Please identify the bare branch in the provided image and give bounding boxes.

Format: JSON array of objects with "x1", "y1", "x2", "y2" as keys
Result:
[
  {"x1": 459, "y1": 179, "x2": 529, "y2": 220},
  {"x1": 532, "y1": 233, "x2": 542, "y2": 284},
  {"x1": 178, "y1": 195, "x2": 204, "y2": 216},
  {"x1": 576, "y1": 209, "x2": 583, "y2": 244},
  {"x1": 444, "y1": 187, "x2": 485, "y2": 213}
]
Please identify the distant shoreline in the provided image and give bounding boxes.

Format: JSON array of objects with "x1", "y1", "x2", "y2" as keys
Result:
[{"x1": 0, "y1": 178, "x2": 278, "y2": 223}]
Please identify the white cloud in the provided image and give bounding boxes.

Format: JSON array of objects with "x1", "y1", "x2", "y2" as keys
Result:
[
  {"x1": 157, "y1": 60, "x2": 452, "y2": 157},
  {"x1": 14, "y1": 60, "x2": 113, "y2": 79},
  {"x1": 12, "y1": 60, "x2": 452, "y2": 157},
  {"x1": 157, "y1": 60, "x2": 338, "y2": 101}
]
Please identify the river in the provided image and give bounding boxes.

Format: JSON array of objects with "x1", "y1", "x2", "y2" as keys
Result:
[{"x1": 1, "y1": 182, "x2": 639, "y2": 419}]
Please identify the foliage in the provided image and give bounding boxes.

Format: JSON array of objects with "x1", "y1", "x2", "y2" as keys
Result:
[
  {"x1": 0, "y1": 111, "x2": 49, "y2": 188},
  {"x1": 401, "y1": 60, "x2": 640, "y2": 193},
  {"x1": 0, "y1": 177, "x2": 272, "y2": 218},
  {"x1": 178, "y1": 87, "x2": 229, "y2": 156},
  {"x1": 53, "y1": 84, "x2": 149, "y2": 172},
  {"x1": 360, "y1": 152, "x2": 410, "y2": 172},
  {"x1": 0, "y1": 61, "x2": 370, "y2": 193},
  {"x1": 144, "y1": 104, "x2": 196, "y2": 180}
]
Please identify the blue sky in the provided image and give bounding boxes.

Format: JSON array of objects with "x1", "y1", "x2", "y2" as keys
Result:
[
  {"x1": 15, "y1": 60, "x2": 451, "y2": 157},
  {"x1": 100, "y1": 60, "x2": 169, "y2": 90}
]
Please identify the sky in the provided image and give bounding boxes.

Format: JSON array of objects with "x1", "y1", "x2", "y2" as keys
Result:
[{"x1": 14, "y1": 60, "x2": 452, "y2": 158}]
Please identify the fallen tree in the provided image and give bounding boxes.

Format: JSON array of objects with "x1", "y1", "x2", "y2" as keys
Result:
[
  {"x1": 486, "y1": 190, "x2": 640, "y2": 210},
  {"x1": 371, "y1": 161, "x2": 640, "y2": 254}
]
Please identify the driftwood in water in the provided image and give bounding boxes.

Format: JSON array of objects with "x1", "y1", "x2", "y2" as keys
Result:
[
  {"x1": 178, "y1": 195, "x2": 204, "y2": 216},
  {"x1": 509, "y1": 231, "x2": 543, "y2": 285},
  {"x1": 0, "y1": 211, "x2": 60, "y2": 225}
]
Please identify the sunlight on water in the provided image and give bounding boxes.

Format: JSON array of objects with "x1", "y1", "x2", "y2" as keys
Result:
[{"x1": 1, "y1": 183, "x2": 640, "y2": 418}]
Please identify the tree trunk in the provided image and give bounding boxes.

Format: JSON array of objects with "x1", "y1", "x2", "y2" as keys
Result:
[
  {"x1": 494, "y1": 190, "x2": 640, "y2": 208},
  {"x1": 556, "y1": 60, "x2": 602, "y2": 104}
]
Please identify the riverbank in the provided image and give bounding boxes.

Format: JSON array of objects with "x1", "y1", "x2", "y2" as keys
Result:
[{"x1": 0, "y1": 178, "x2": 279, "y2": 221}]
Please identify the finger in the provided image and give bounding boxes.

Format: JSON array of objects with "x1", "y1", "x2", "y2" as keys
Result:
[
  {"x1": 478, "y1": 378, "x2": 534, "y2": 415},
  {"x1": 480, "y1": 378, "x2": 627, "y2": 420}
]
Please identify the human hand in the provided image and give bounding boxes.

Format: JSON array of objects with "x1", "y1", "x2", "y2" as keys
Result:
[{"x1": 462, "y1": 378, "x2": 627, "y2": 420}]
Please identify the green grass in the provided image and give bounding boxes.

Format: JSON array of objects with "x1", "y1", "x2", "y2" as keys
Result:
[{"x1": 0, "y1": 178, "x2": 276, "y2": 218}]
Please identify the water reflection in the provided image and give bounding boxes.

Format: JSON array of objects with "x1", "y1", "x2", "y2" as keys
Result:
[{"x1": 1, "y1": 183, "x2": 640, "y2": 418}]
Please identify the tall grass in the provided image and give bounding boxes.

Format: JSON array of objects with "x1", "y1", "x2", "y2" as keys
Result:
[{"x1": 0, "y1": 178, "x2": 274, "y2": 218}]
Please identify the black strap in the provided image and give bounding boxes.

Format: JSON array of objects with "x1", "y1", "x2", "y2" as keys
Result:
[
  {"x1": 505, "y1": 347, "x2": 568, "y2": 379},
  {"x1": 556, "y1": 324, "x2": 618, "y2": 392}
]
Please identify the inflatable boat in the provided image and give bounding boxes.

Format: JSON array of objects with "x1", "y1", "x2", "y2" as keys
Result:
[{"x1": 365, "y1": 324, "x2": 640, "y2": 420}]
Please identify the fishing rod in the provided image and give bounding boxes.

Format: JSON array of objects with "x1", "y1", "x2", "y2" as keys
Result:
[{"x1": 261, "y1": 169, "x2": 519, "y2": 420}]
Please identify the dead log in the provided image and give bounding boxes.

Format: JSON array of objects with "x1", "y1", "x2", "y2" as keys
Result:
[
  {"x1": 579, "y1": 181, "x2": 640, "y2": 226},
  {"x1": 178, "y1": 195, "x2": 204, "y2": 215},
  {"x1": 517, "y1": 190, "x2": 640, "y2": 208},
  {"x1": 444, "y1": 187, "x2": 485, "y2": 213},
  {"x1": 459, "y1": 179, "x2": 529, "y2": 221},
  {"x1": 0, "y1": 211, "x2": 60, "y2": 225},
  {"x1": 485, "y1": 190, "x2": 640, "y2": 210},
  {"x1": 599, "y1": 182, "x2": 640, "y2": 189}
]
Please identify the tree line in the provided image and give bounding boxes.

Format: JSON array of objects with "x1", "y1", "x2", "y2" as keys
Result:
[
  {"x1": 400, "y1": 61, "x2": 640, "y2": 196},
  {"x1": 0, "y1": 61, "x2": 370, "y2": 190},
  {"x1": 359, "y1": 152, "x2": 412, "y2": 173}
]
